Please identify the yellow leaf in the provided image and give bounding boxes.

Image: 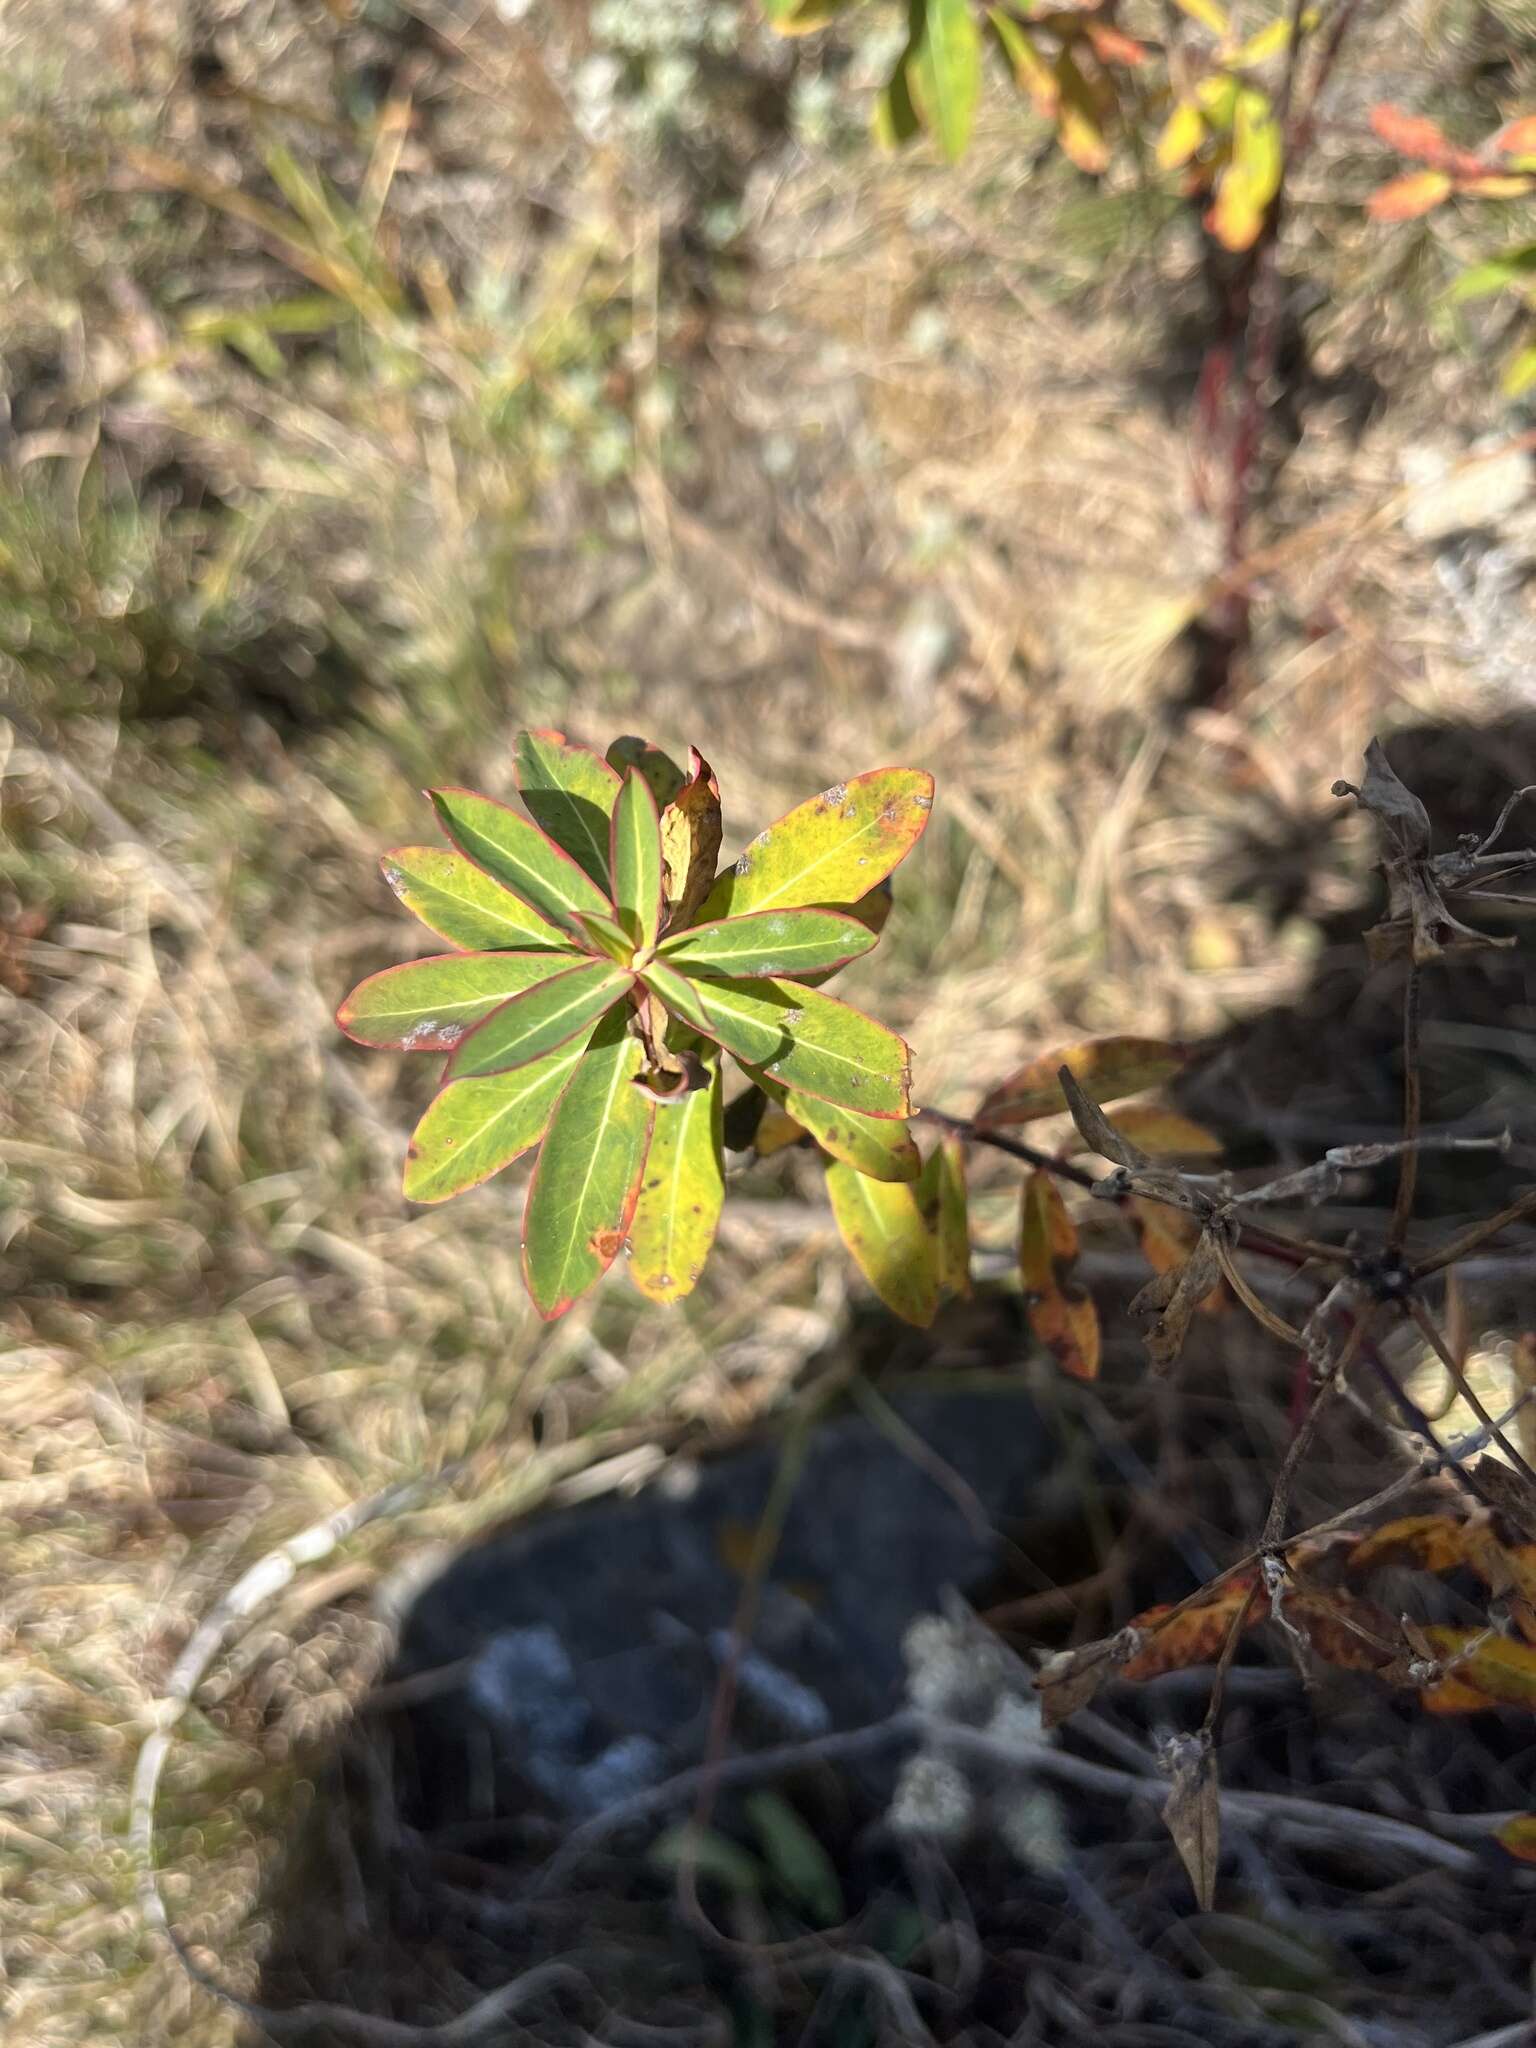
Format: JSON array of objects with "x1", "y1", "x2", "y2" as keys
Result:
[
  {"x1": 977, "y1": 1036, "x2": 1190, "y2": 1127},
  {"x1": 1173, "y1": 0, "x2": 1229, "y2": 34},
  {"x1": 826, "y1": 1160, "x2": 939, "y2": 1328},
  {"x1": 1157, "y1": 98, "x2": 1207, "y2": 170},
  {"x1": 1071, "y1": 1104, "x2": 1221, "y2": 1159}
]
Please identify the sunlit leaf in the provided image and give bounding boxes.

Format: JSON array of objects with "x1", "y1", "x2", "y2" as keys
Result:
[
  {"x1": 522, "y1": 1009, "x2": 656, "y2": 1318},
  {"x1": 381, "y1": 846, "x2": 576, "y2": 954},
  {"x1": 607, "y1": 735, "x2": 687, "y2": 809},
  {"x1": 338, "y1": 951, "x2": 581, "y2": 1052},
  {"x1": 988, "y1": 8, "x2": 1059, "y2": 115},
  {"x1": 873, "y1": 51, "x2": 922, "y2": 149},
  {"x1": 746, "y1": 1064, "x2": 922, "y2": 1182},
  {"x1": 1019, "y1": 1169, "x2": 1099, "y2": 1380},
  {"x1": 1207, "y1": 88, "x2": 1282, "y2": 250},
  {"x1": 826, "y1": 1159, "x2": 939, "y2": 1327},
  {"x1": 659, "y1": 747, "x2": 723, "y2": 932},
  {"x1": 1369, "y1": 103, "x2": 1455, "y2": 164},
  {"x1": 1157, "y1": 97, "x2": 1207, "y2": 170},
  {"x1": 1451, "y1": 246, "x2": 1536, "y2": 300},
  {"x1": 701, "y1": 769, "x2": 934, "y2": 923},
  {"x1": 1504, "y1": 344, "x2": 1536, "y2": 398},
  {"x1": 677, "y1": 976, "x2": 912, "y2": 1117},
  {"x1": 977, "y1": 1036, "x2": 1190, "y2": 1127},
  {"x1": 513, "y1": 729, "x2": 622, "y2": 890},
  {"x1": 660, "y1": 908, "x2": 878, "y2": 980},
  {"x1": 919, "y1": 1135, "x2": 971, "y2": 1294},
  {"x1": 573, "y1": 908, "x2": 636, "y2": 962},
  {"x1": 448, "y1": 958, "x2": 634, "y2": 1077},
  {"x1": 611, "y1": 767, "x2": 664, "y2": 953},
  {"x1": 1172, "y1": 0, "x2": 1227, "y2": 33},
  {"x1": 908, "y1": 0, "x2": 982, "y2": 163},
  {"x1": 430, "y1": 788, "x2": 615, "y2": 940},
  {"x1": 628, "y1": 1046, "x2": 724, "y2": 1305},
  {"x1": 1365, "y1": 170, "x2": 1453, "y2": 221},
  {"x1": 402, "y1": 1032, "x2": 595, "y2": 1203},
  {"x1": 1493, "y1": 115, "x2": 1536, "y2": 158},
  {"x1": 1053, "y1": 48, "x2": 1111, "y2": 173}
]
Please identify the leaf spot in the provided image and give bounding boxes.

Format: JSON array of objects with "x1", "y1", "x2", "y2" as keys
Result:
[
  {"x1": 735, "y1": 855, "x2": 753, "y2": 877},
  {"x1": 588, "y1": 1228, "x2": 625, "y2": 1259},
  {"x1": 818, "y1": 782, "x2": 848, "y2": 808}
]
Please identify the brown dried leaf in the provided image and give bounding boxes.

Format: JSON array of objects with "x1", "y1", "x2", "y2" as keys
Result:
[
  {"x1": 659, "y1": 747, "x2": 723, "y2": 932},
  {"x1": 1161, "y1": 1731, "x2": 1219, "y2": 1911},
  {"x1": 1019, "y1": 1169, "x2": 1100, "y2": 1380},
  {"x1": 1034, "y1": 1626, "x2": 1145, "y2": 1728},
  {"x1": 1129, "y1": 1230, "x2": 1223, "y2": 1373},
  {"x1": 1418, "y1": 1626, "x2": 1536, "y2": 1711},
  {"x1": 1344, "y1": 1515, "x2": 1472, "y2": 1575}
]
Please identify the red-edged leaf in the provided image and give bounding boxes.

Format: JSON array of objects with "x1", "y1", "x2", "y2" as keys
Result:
[
  {"x1": 381, "y1": 847, "x2": 576, "y2": 954},
  {"x1": 1366, "y1": 170, "x2": 1453, "y2": 220},
  {"x1": 337, "y1": 951, "x2": 581, "y2": 1052},
  {"x1": 429, "y1": 787, "x2": 615, "y2": 941},
  {"x1": 402, "y1": 1030, "x2": 596, "y2": 1203},
  {"x1": 701, "y1": 768, "x2": 933, "y2": 923},
  {"x1": 1492, "y1": 115, "x2": 1536, "y2": 158},
  {"x1": 744, "y1": 1062, "x2": 922, "y2": 1183},
  {"x1": 675, "y1": 975, "x2": 912, "y2": 1118},
  {"x1": 627, "y1": 1045, "x2": 725, "y2": 1305},
  {"x1": 513, "y1": 729, "x2": 622, "y2": 890},
  {"x1": 611, "y1": 767, "x2": 664, "y2": 953},
  {"x1": 521, "y1": 1008, "x2": 656, "y2": 1319},
  {"x1": 659, "y1": 908, "x2": 877, "y2": 980},
  {"x1": 1369, "y1": 103, "x2": 1456, "y2": 164},
  {"x1": 447, "y1": 958, "x2": 634, "y2": 1077},
  {"x1": 607, "y1": 735, "x2": 687, "y2": 809}
]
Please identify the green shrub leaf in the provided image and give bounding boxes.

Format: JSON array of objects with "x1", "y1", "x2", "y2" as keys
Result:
[
  {"x1": 909, "y1": 0, "x2": 981, "y2": 163},
  {"x1": 919, "y1": 1135, "x2": 971, "y2": 1294},
  {"x1": 448, "y1": 959, "x2": 634, "y2": 1077},
  {"x1": 744, "y1": 1064, "x2": 921, "y2": 1182},
  {"x1": 701, "y1": 768, "x2": 933, "y2": 922},
  {"x1": 611, "y1": 767, "x2": 664, "y2": 952},
  {"x1": 338, "y1": 951, "x2": 583, "y2": 1051},
  {"x1": 381, "y1": 847, "x2": 576, "y2": 954},
  {"x1": 628, "y1": 1047, "x2": 725, "y2": 1304},
  {"x1": 637, "y1": 957, "x2": 714, "y2": 1033},
  {"x1": 680, "y1": 977, "x2": 911, "y2": 1117},
  {"x1": 513, "y1": 729, "x2": 623, "y2": 889},
  {"x1": 574, "y1": 909, "x2": 636, "y2": 962},
  {"x1": 659, "y1": 908, "x2": 877, "y2": 979},
  {"x1": 522, "y1": 1010, "x2": 656, "y2": 1318},
  {"x1": 403, "y1": 1032, "x2": 596, "y2": 1203},
  {"x1": 430, "y1": 788, "x2": 615, "y2": 939},
  {"x1": 825, "y1": 1160, "x2": 938, "y2": 1326},
  {"x1": 607, "y1": 735, "x2": 687, "y2": 808}
]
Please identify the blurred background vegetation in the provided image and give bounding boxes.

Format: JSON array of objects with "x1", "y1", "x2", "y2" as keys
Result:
[{"x1": 4, "y1": 0, "x2": 1536, "y2": 2039}]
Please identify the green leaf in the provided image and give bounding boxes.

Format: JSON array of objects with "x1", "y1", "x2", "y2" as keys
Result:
[
  {"x1": 649, "y1": 1824, "x2": 763, "y2": 1894},
  {"x1": 573, "y1": 909, "x2": 636, "y2": 962},
  {"x1": 430, "y1": 788, "x2": 615, "y2": 940},
  {"x1": 637, "y1": 957, "x2": 714, "y2": 1033},
  {"x1": 659, "y1": 908, "x2": 878, "y2": 979},
  {"x1": 873, "y1": 50, "x2": 922, "y2": 149},
  {"x1": 1452, "y1": 246, "x2": 1536, "y2": 301},
  {"x1": 680, "y1": 977, "x2": 911, "y2": 1117},
  {"x1": 522, "y1": 1009, "x2": 656, "y2": 1318},
  {"x1": 701, "y1": 768, "x2": 934, "y2": 922},
  {"x1": 448, "y1": 959, "x2": 634, "y2": 1077},
  {"x1": 402, "y1": 1032, "x2": 595, "y2": 1203},
  {"x1": 381, "y1": 847, "x2": 576, "y2": 954},
  {"x1": 513, "y1": 728, "x2": 622, "y2": 890},
  {"x1": 337, "y1": 951, "x2": 581, "y2": 1052},
  {"x1": 611, "y1": 767, "x2": 664, "y2": 952},
  {"x1": 744, "y1": 1064, "x2": 921, "y2": 1182},
  {"x1": 908, "y1": 0, "x2": 981, "y2": 163},
  {"x1": 606, "y1": 735, "x2": 687, "y2": 809},
  {"x1": 825, "y1": 1160, "x2": 939, "y2": 1327},
  {"x1": 919, "y1": 1136, "x2": 971, "y2": 1294},
  {"x1": 744, "y1": 1792, "x2": 844, "y2": 1925},
  {"x1": 628, "y1": 1047, "x2": 725, "y2": 1304},
  {"x1": 1505, "y1": 342, "x2": 1536, "y2": 397}
]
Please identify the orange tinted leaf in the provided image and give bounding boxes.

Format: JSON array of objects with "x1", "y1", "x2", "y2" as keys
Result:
[
  {"x1": 1496, "y1": 1814, "x2": 1536, "y2": 1860},
  {"x1": 1460, "y1": 174, "x2": 1536, "y2": 199},
  {"x1": 1122, "y1": 1575, "x2": 1258, "y2": 1679},
  {"x1": 1084, "y1": 22, "x2": 1146, "y2": 66},
  {"x1": 1345, "y1": 1515, "x2": 1471, "y2": 1575},
  {"x1": 978, "y1": 1036, "x2": 1189, "y2": 1127},
  {"x1": 1419, "y1": 1627, "x2": 1536, "y2": 1711},
  {"x1": 1020, "y1": 1169, "x2": 1100, "y2": 1380},
  {"x1": 1369, "y1": 103, "x2": 1452, "y2": 162},
  {"x1": 1366, "y1": 170, "x2": 1453, "y2": 220},
  {"x1": 988, "y1": 9, "x2": 1059, "y2": 114},
  {"x1": 1054, "y1": 49, "x2": 1111, "y2": 172},
  {"x1": 1493, "y1": 115, "x2": 1536, "y2": 157},
  {"x1": 1285, "y1": 1588, "x2": 1400, "y2": 1672}
]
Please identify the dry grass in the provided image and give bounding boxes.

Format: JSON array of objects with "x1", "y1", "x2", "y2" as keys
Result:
[{"x1": 3, "y1": 1, "x2": 1535, "y2": 2041}]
